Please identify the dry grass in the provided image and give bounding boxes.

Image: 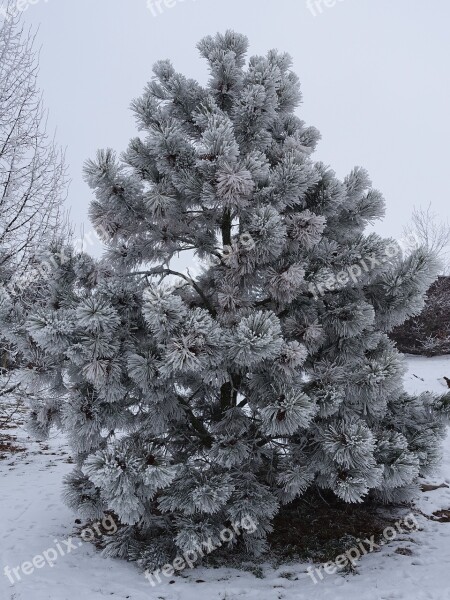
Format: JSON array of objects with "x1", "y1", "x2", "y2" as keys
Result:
[
  {"x1": 0, "y1": 433, "x2": 26, "y2": 460},
  {"x1": 0, "y1": 398, "x2": 27, "y2": 460}
]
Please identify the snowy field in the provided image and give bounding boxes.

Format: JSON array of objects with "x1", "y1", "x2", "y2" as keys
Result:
[{"x1": 1, "y1": 355, "x2": 450, "y2": 600}]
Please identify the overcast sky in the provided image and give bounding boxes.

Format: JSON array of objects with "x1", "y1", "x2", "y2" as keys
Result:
[{"x1": 21, "y1": 0, "x2": 450, "y2": 255}]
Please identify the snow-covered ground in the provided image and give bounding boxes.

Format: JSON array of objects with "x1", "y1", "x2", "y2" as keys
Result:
[{"x1": 1, "y1": 355, "x2": 450, "y2": 600}]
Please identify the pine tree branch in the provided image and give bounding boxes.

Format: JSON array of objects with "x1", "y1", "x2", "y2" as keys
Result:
[
  {"x1": 220, "y1": 373, "x2": 242, "y2": 412},
  {"x1": 176, "y1": 395, "x2": 213, "y2": 448},
  {"x1": 125, "y1": 268, "x2": 217, "y2": 316},
  {"x1": 0, "y1": 382, "x2": 20, "y2": 397},
  {"x1": 221, "y1": 208, "x2": 232, "y2": 247}
]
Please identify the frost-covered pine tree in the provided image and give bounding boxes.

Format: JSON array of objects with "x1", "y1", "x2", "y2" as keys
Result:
[{"x1": 17, "y1": 31, "x2": 449, "y2": 567}]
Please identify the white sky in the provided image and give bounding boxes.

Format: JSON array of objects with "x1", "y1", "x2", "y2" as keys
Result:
[{"x1": 21, "y1": 0, "x2": 450, "y2": 255}]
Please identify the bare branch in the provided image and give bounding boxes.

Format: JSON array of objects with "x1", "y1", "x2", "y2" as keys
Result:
[
  {"x1": 403, "y1": 203, "x2": 450, "y2": 274},
  {"x1": 0, "y1": 1, "x2": 69, "y2": 280}
]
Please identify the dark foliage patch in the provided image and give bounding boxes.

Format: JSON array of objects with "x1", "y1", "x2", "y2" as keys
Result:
[
  {"x1": 268, "y1": 490, "x2": 408, "y2": 564},
  {"x1": 390, "y1": 276, "x2": 450, "y2": 356}
]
